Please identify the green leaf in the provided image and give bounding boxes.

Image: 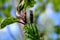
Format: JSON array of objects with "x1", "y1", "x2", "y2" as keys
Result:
[
  {"x1": 24, "y1": 0, "x2": 36, "y2": 9},
  {"x1": 24, "y1": 23, "x2": 40, "y2": 40},
  {"x1": 0, "y1": 16, "x2": 19, "y2": 29}
]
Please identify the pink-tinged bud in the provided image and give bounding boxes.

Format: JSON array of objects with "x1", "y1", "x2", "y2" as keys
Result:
[{"x1": 23, "y1": 11, "x2": 27, "y2": 24}]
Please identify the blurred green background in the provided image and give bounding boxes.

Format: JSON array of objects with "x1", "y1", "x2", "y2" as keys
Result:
[{"x1": 0, "y1": 0, "x2": 60, "y2": 40}]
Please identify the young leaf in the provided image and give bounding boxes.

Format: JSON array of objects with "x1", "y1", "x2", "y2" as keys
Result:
[{"x1": 24, "y1": 23, "x2": 40, "y2": 40}]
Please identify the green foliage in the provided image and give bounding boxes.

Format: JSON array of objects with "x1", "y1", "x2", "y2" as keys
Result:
[
  {"x1": 38, "y1": 0, "x2": 43, "y2": 3},
  {"x1": 0, "y1": 0, "x2": 10, "y2": 6},
  {"x1": 0, "y1": 17, "x2": 2, "y2": 23},
  {"x1": 24, "y1": 0, "x2": 36, "y2": 9},
  {"x1": 54, "y1": 25, "x2": 60, "y2": 34},
  {"x1": 57, "y1": 38, "x2": 60, "y2": 40},
  {"x1": 51, "y1": 0, "x2": 60, "y2": 12},
  {"x1": 2, "y1": 5, "x2": 12, "y2": 17},
  {"x1": 17, "y1": 0, "x2": 36, "y2": 10},
  {"x1": 35, "y1": 4, "x2": 45, "y2": 13},
  {"x1": 0, "y1": 16, "x2": 19, "y2": 29},
  {"x1": 35, "y1": 0, "x2": 60, "y2": 12},
  {"x1": 24, "y1": 23, "x2": 40, "y2": 40},
  {"x1": 0, "y1": 0, "x2": 12, "y2": 17}
]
